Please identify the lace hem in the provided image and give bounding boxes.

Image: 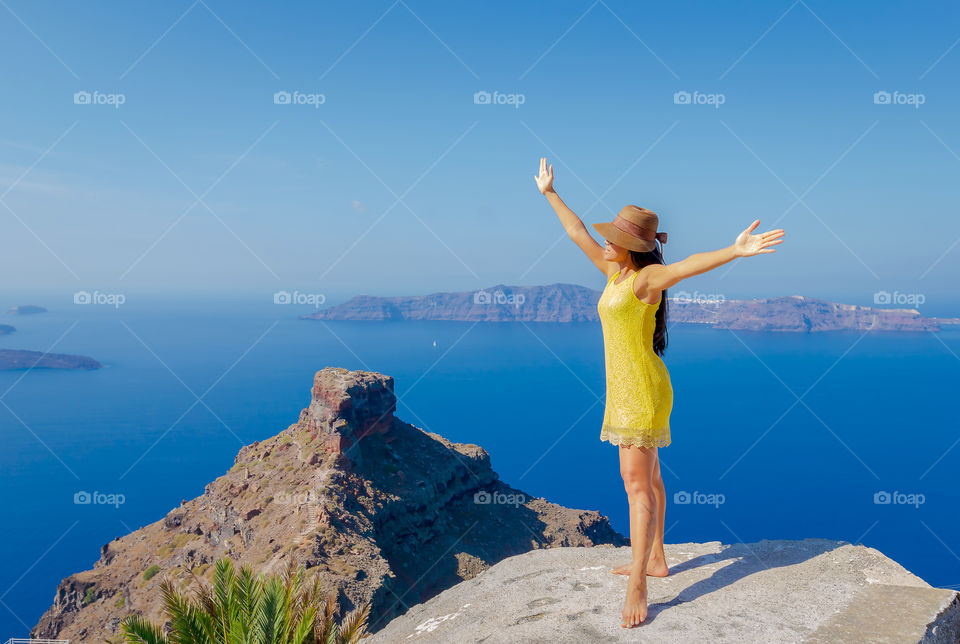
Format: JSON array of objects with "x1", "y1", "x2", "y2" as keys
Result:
[{"x1": 600, "y1": 426, "x2": 670, "y2": 448}]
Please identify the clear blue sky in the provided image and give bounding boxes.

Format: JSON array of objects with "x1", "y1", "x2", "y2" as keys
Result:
[{"x1": 2, "y1": 0, "x2": 958, "y2": 307}]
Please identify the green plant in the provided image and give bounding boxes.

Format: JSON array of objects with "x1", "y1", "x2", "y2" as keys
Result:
[
  {"x1": 156, "y1": 544, "x2": 175, "y2": 558},
  {"x1": 143, "y1": 565, "x2": 161, "y2": 581},
  {"x1": 115, "y1": 593, "x2": 126, "y2": 608},
  {"x1": 121, "y1": 558, "x2": 370, "y2": 644},
  {"x1": 82, "y1": 585, "x2": 97, "y2": 606}
]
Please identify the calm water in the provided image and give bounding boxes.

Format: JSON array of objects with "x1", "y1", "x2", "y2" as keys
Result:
[{"x1": 1, "y1": 299, "x2": 959, "y2": 635}]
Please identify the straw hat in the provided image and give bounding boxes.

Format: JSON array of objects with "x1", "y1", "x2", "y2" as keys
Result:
[{"x1": 593, "y1": 205, "x2": 667, "y2": 252}]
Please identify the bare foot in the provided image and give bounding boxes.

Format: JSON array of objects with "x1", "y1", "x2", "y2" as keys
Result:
[
  {"x1": 611, "y1": 550, "x2": 669, "y2": 577},
  {"x1": 620, "y1": 567, "x2": 648, "y2": 628}
]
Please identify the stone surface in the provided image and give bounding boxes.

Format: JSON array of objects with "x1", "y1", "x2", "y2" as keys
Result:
[
  {"x1": 32, "y1": 367, "x2": 626, "y2": 642},
  {"x1": 367, "y1": 539, "x2": 960, "y2": 644},
  {"x1": 303, "y1": 286, "x2": 957, "y2": 332}
]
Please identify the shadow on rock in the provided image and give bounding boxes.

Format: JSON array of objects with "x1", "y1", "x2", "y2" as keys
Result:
[{"x1": 645, "y1": 539, "x2": 844, "y2": 622}]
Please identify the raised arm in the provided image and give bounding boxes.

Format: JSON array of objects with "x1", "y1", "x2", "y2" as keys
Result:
[
  {"x1": 535, "y1": 158, "x2": 609, "y2": 274},
  {"x1": 643, "y1": 220, "x2": 785, "y2": 292}
]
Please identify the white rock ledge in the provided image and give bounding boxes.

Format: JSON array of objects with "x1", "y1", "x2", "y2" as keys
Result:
[{"x1": 365, "y1": 538, "x2": 960, "y2": 644}]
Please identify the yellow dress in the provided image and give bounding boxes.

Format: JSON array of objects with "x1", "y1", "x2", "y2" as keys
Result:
[{"x1": 597, "y1": 269, "x2": 673, "y2": 448}]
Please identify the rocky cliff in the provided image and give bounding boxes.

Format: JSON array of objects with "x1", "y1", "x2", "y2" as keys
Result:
[
  {"x1": 32, "y1": 367, "x2": 626, "y2": 641},
  {"x1": 303, "y1": 285, "x2": 956, "y2": 332},
  {"x1": 367, "y1": 539, "x2": 960, "y2": 643},
  {"x1": 669, "y1": 295, "x2": 945, "y2": 332},
  {"x1": 304, "y1": 283, "x2": 601, "y2": 322}
]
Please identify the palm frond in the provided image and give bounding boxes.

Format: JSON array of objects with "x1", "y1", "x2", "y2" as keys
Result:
[
  {"x1": 120, "y1": 614, "x2": 172, "y2": 644},
  {"x1": 128, "y1": 557, "x2": 370, "y2": 644},
  {"x1": 290, "y1": 606, "x2": 317, "y2": 644},
  {"x1": 336, "y1": 603, "x2": 371, "y2": 644},
  {"x1": 253, "y1": 576, "x2": 284, "y2": 643},
  {"x1": 314, "y1": 593, "x2": 338, "y2": 644},
  {"x1": 213, "y1": 558, "x2": 238, "y2": 637}
]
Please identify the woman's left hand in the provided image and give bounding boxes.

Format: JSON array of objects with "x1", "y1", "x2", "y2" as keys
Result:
[
  {"x1": 734, "y1": 220, "x2": 785, "y2": 257},
  {"x1": 534, "y1": 157, "x2": 555, "y2": 194}
]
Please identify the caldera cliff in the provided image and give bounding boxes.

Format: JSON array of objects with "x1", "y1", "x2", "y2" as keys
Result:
[{"x1": 303, "y1": 285, "x2": 958, "y2": 332}]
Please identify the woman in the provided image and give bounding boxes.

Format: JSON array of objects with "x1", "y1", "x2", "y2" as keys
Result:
[{"x1": 534, "y1": 157, "x2": 785, "y2": 628}]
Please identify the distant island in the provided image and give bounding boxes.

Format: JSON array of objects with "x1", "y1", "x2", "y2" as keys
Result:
[
  {"x1": 303, "y1": 284, "x2": 960, "y2": 332},
  {"x1": 0, "y1": 324, "x2": 15, "y2": 335},
  {"x1": 7, "y1": 304, "x2": 47, "y2": 315},
  {"x1": 0, "y1": 349, "x2": 101, "y2": 371}
]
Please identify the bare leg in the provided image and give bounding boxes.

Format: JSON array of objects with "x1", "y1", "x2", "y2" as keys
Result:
[
  {"x1": 618, "y1": 444, "x2": 657, "y2": 627},
  {"x1": 613, "y1": 448, "x2": 669, "y2": 577}
]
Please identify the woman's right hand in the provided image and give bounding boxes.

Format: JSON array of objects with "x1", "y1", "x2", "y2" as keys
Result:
[
  {"x1": 733, "y1": 219, "x2": 785, "y2": 257},
  {"x1": 534, "y1": 157, "x2": 554, "y2": 194}
]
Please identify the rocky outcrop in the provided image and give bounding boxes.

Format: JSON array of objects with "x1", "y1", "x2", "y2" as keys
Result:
[
  {"x1": 368, "y1": 539, "x2": 960, "y2": 644},
  {"x1": 32, "y1": 367, "x2": 626, "y2": 641},
  {"x1": 0, "y1": 349, "x2": 101, "y2": 370},
  {"x1": 304, "y1": 286, "x2": 957, "y2": 332}
]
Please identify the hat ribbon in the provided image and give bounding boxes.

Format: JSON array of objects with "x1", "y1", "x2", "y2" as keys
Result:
[{"x1": 611, "y1": 214, "x2": 667, "y2": 245}]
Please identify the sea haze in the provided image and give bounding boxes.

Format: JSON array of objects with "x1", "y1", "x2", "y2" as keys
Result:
[{"x1": 1, "y1": 297, "x2": 958, "y2": 635}]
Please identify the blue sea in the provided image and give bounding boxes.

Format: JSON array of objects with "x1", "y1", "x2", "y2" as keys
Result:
[{"x1": 1, "y1": 298, "x2": 959, "y2": 636}]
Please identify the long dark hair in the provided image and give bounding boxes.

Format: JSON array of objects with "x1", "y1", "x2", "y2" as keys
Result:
[{"x1": 627, "y1": 244, "x2": 669, "y2": 356}]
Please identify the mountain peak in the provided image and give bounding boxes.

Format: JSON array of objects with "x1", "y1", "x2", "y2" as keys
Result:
[
  {"x1": 298, "y1": 367, "x2": 396, "y2": 463},
  {"x1": 34, "y1": 367, "x2": 626, "y2": 640}
]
